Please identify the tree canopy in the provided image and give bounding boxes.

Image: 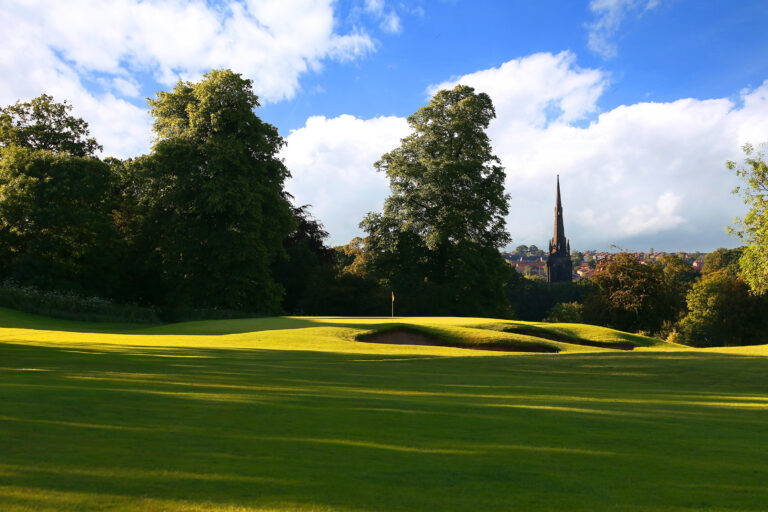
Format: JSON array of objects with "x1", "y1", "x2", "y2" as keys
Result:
[
  {"x1": 0, "y1": 96, "x2": 116, "y2": 296},
  {"x1": 133, "y1": 69, "x2": 294, "y2": 313},
  {"x1": 362, "y1": 85, "x2": 509, "y2": 252},
  {"x1": 728, "y1": 143, "x2": 768, "y2": 294},
  {"x1": 360, "y1": 85, "x2": 512, "y2": 317},
  {"x1": 0, "y1": 94, "x2": 102, "y2": 156},
  {"x1": 583, "y1": 253, "x2": 675, "y2": 333},
  {"x1": 674, "y1": 270, "x2": 766, "y2": 347}
]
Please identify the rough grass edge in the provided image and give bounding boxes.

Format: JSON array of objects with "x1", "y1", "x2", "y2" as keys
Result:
[{"x1": 0, "y1": 282, "x2": 160, "y2": 324}]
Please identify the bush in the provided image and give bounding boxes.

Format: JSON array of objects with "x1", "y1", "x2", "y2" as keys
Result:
[
  {"x1": 0, "y1": 281, "x2": 159, "y2": 324},
  {"x1": 158, "y1": 307, "x2": 265, "y2": 323},
  {"x1": 674, "y1": 270, "x2": 766, "y2": 347},
  {"x1": 545, "y1": 302, "x2": 583, "y2": 323}
]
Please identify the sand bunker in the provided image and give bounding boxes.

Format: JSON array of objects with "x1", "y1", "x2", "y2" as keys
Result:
[{"x1": 357, "y1": 328, "x2": 557, "y2": 353}]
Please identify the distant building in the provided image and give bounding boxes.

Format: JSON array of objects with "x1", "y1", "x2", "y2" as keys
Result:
[
  {"x1": 546, "y1": 175, "x2": 573, "y2": 284},
  {"x1": 512, "y1": 258, "x2": 547, "y2": 278}
]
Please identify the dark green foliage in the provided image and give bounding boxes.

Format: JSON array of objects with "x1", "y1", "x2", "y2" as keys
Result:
[
  {"x1": 545, "y1": 301, "x2": 583, "y2": 323},
  {"x1": 0, "y1": 95, "x2": 118, "y2": 298},
  {"x1": 134, "y1": 70, "x2": 294, "y2": 313},
  {"x1": 702, "y1": 247, "x2": 743, "y2": 275},
  {"x1": 674, "y1": 270, "x2": 767, "y2": 347},
  {"x1": 583, "y1": 253, "x2": 676, "y2": 334},
  {"x1": 0, "y1": 146, "x2": 119, "y2": 297},
  {"x1": 505, "y1": 271, "x2": 591, "y2": 321},
  {"x1": 361, "y1": 85, "x2": 512, "y2": 317},
  {"x1": 0, "y1": 282, "x2": 158, "y2": 323},
  {"x1": 272, "y1": 202, "x2": 336, "y2": 314},
  {"x1": 660, "y1": 253, "x2": 699, "y2": 319},
  {"x1": 0, "y1": 94, "x2": 102, "y2": 156},
  {"x1": 299, "y1": 271, "x2": 390, "y2": 316}
]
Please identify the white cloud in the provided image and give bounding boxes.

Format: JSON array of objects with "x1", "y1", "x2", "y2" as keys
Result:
[
  {"x1": 112, "y1": 77, "x2": 141, "y2": 98},
  {"x1": 283, "y1": 52, "x2": 768, "y2": 251},
  {"x1": 429, "y1": 52, "x2": 607, "y2": 129},
  {"x1": 0, "y1": 0, "x2": 375, "y2": 157},
  {"x1": 363, "y1": 0, "x2": 402, "y2": 34},
  {"x1": 587, "y1": 0, "x2": 659, "y2": 58},
  {"x1": 380, "y1": 12, "x2": 402, "y2": 34},
  {"x1": 11, "y1": 0, "x2": 373, "y2": 102},
  {"x1": 618, "y1": 191, "x2": 685, "y2": 236},
  {"x1": 281, "y1": 114, "x2": 409, "y2": 238}
]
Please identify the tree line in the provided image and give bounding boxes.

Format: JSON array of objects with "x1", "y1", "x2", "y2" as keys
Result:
[
  {"x1": 0, "y1": 69, "x2": 765, "y2": 345},
  {"x1": 0, "y1": 71, "x2": 512, "y2": 320}
]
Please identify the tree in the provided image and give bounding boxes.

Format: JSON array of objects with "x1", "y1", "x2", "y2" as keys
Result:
[
  {"x1": 728, "y1": 143, "x2": 768, "y2": 294},
  {"x1": 134, "y1": 69, "x2": 294, "y2": 313},
  {"x1": 702, "y1": 247, "x2": 743, "y2": 275},
  {"x1": 505, "y1": 272, "x2": 590, "y2": 321},
  {"x1": 0, "y1": 94, "x2": 101, "y2": 156},
  {"x1": 545, "y1": 302, "x2": 583, "y2": 323},
  {"x1": 660, "y1": 254, "x2": 698, "y2": 315},
  {"x1": 673, "y1": 270, "x2": 766, "y2": 347},
  {"x1": 272, "y1": 201, "x2": 335, "y2": 314},
  {"x1": 0, "y1": 98, "x2": 118, "y2": 295},
  {"x1": 582, "y1": 253, "x2": 675, "y2": 333},
  {"x1": 360, "y1": 85, "x2": 512, "y2": 317}
]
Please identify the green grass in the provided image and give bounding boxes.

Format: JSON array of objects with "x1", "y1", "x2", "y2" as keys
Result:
[{"x1": 1, "y1": 308, "x2": 767, "y2": 511}]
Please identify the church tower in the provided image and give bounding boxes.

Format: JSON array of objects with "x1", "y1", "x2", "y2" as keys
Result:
[{"x1": 546, "y1": 175, "x2": 573, "y2": 284}]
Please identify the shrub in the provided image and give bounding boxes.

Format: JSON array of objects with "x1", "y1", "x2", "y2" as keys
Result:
[
  {"x1": 0, "y1": 281, "x2": 159, "y2": 324},
  {"x1": 545, "y1": 302, "x2": 583, "y2": 323},
  {"x1": 674, "y1": 271, "x2": 766, "y2": 347}
]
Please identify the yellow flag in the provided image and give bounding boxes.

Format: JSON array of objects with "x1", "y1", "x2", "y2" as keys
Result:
[{"x1": 392, "y1": 291, "x2": 395, "y2": 302}]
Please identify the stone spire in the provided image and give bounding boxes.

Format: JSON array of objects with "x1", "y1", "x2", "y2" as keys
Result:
[
  {"x1": 553, "y1": 174, "x2": 566, "y2": 253},
  {"x1": 546, "y1": 174, "x2": 573, "y2": 284}
]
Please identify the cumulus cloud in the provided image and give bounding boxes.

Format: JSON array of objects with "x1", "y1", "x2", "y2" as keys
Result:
[
  {"x1": 587, "y1": 0, "x2": 659, "y2": 58},
  {"x1": 282, "y1": 114, "x2": 409, "y2": 238},
  {"x1": 0, "y1": 0, "x2": 375, "y2": 157},
  {"x1": 284, "y1": 52, "x2": 768, "y2": 251}
]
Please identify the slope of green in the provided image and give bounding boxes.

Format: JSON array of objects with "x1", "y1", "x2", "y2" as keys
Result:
[
  {"x1": 1, "y1": 309, "x2": 767, "y2": 511},
  {"x1": 483, "y1": 321, "x2": 667, "y2": 350}
]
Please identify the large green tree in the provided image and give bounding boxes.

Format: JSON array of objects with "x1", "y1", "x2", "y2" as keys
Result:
[
  {"x1": 0, "y1": 96, "x2": 118, "y2": 296},
  {"x1": 674, "y1": 270, "x2": 766, "y2": 347},
  {"x1": 660, "y1": 254, "x2": 698, "y2": 317},
  {"x1": 582, "y1": 253, "x2": 676, "y2": 334},
  {"x1": 728, "y1": 143, "x2": 768, "y2": 294},
  {"x1": 361, "y1": 85, "x2": 512, "y2": 316},
  {"x1": 134, "y1": 70, "x2": 294, "y2": 313}
]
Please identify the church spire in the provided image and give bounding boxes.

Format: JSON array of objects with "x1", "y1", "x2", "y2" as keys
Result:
[
  {"x1": 552, "y1": 174, "x2": 566, "y2": 254},
  {"x1": 546, "y1": 174, "x2": 573, "y2": 284}
]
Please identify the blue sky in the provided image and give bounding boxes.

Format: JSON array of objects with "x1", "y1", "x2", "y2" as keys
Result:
[
  {"x1": 260, "y1": 0, "x2": 768, "y2": 131},
  {"x1": 2, "y1": 0, "x2": 768, "y2": 251}
]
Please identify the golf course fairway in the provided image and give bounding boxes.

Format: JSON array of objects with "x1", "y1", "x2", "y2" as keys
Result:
[{"x1": 1, "y1": 308, "x2": 766, "y2": 511}]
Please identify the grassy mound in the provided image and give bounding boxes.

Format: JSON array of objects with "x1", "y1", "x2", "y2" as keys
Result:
[
  {"x1": 0, "y1": 307, "x2": 673, "y2": 356},
  {"x1": 479, "y1": 321, "x2": 664, "y2": 350}
]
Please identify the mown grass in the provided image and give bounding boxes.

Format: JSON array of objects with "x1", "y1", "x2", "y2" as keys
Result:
[{"x1": 1, "y1": 309, "x2": 767, "y2": 511}]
